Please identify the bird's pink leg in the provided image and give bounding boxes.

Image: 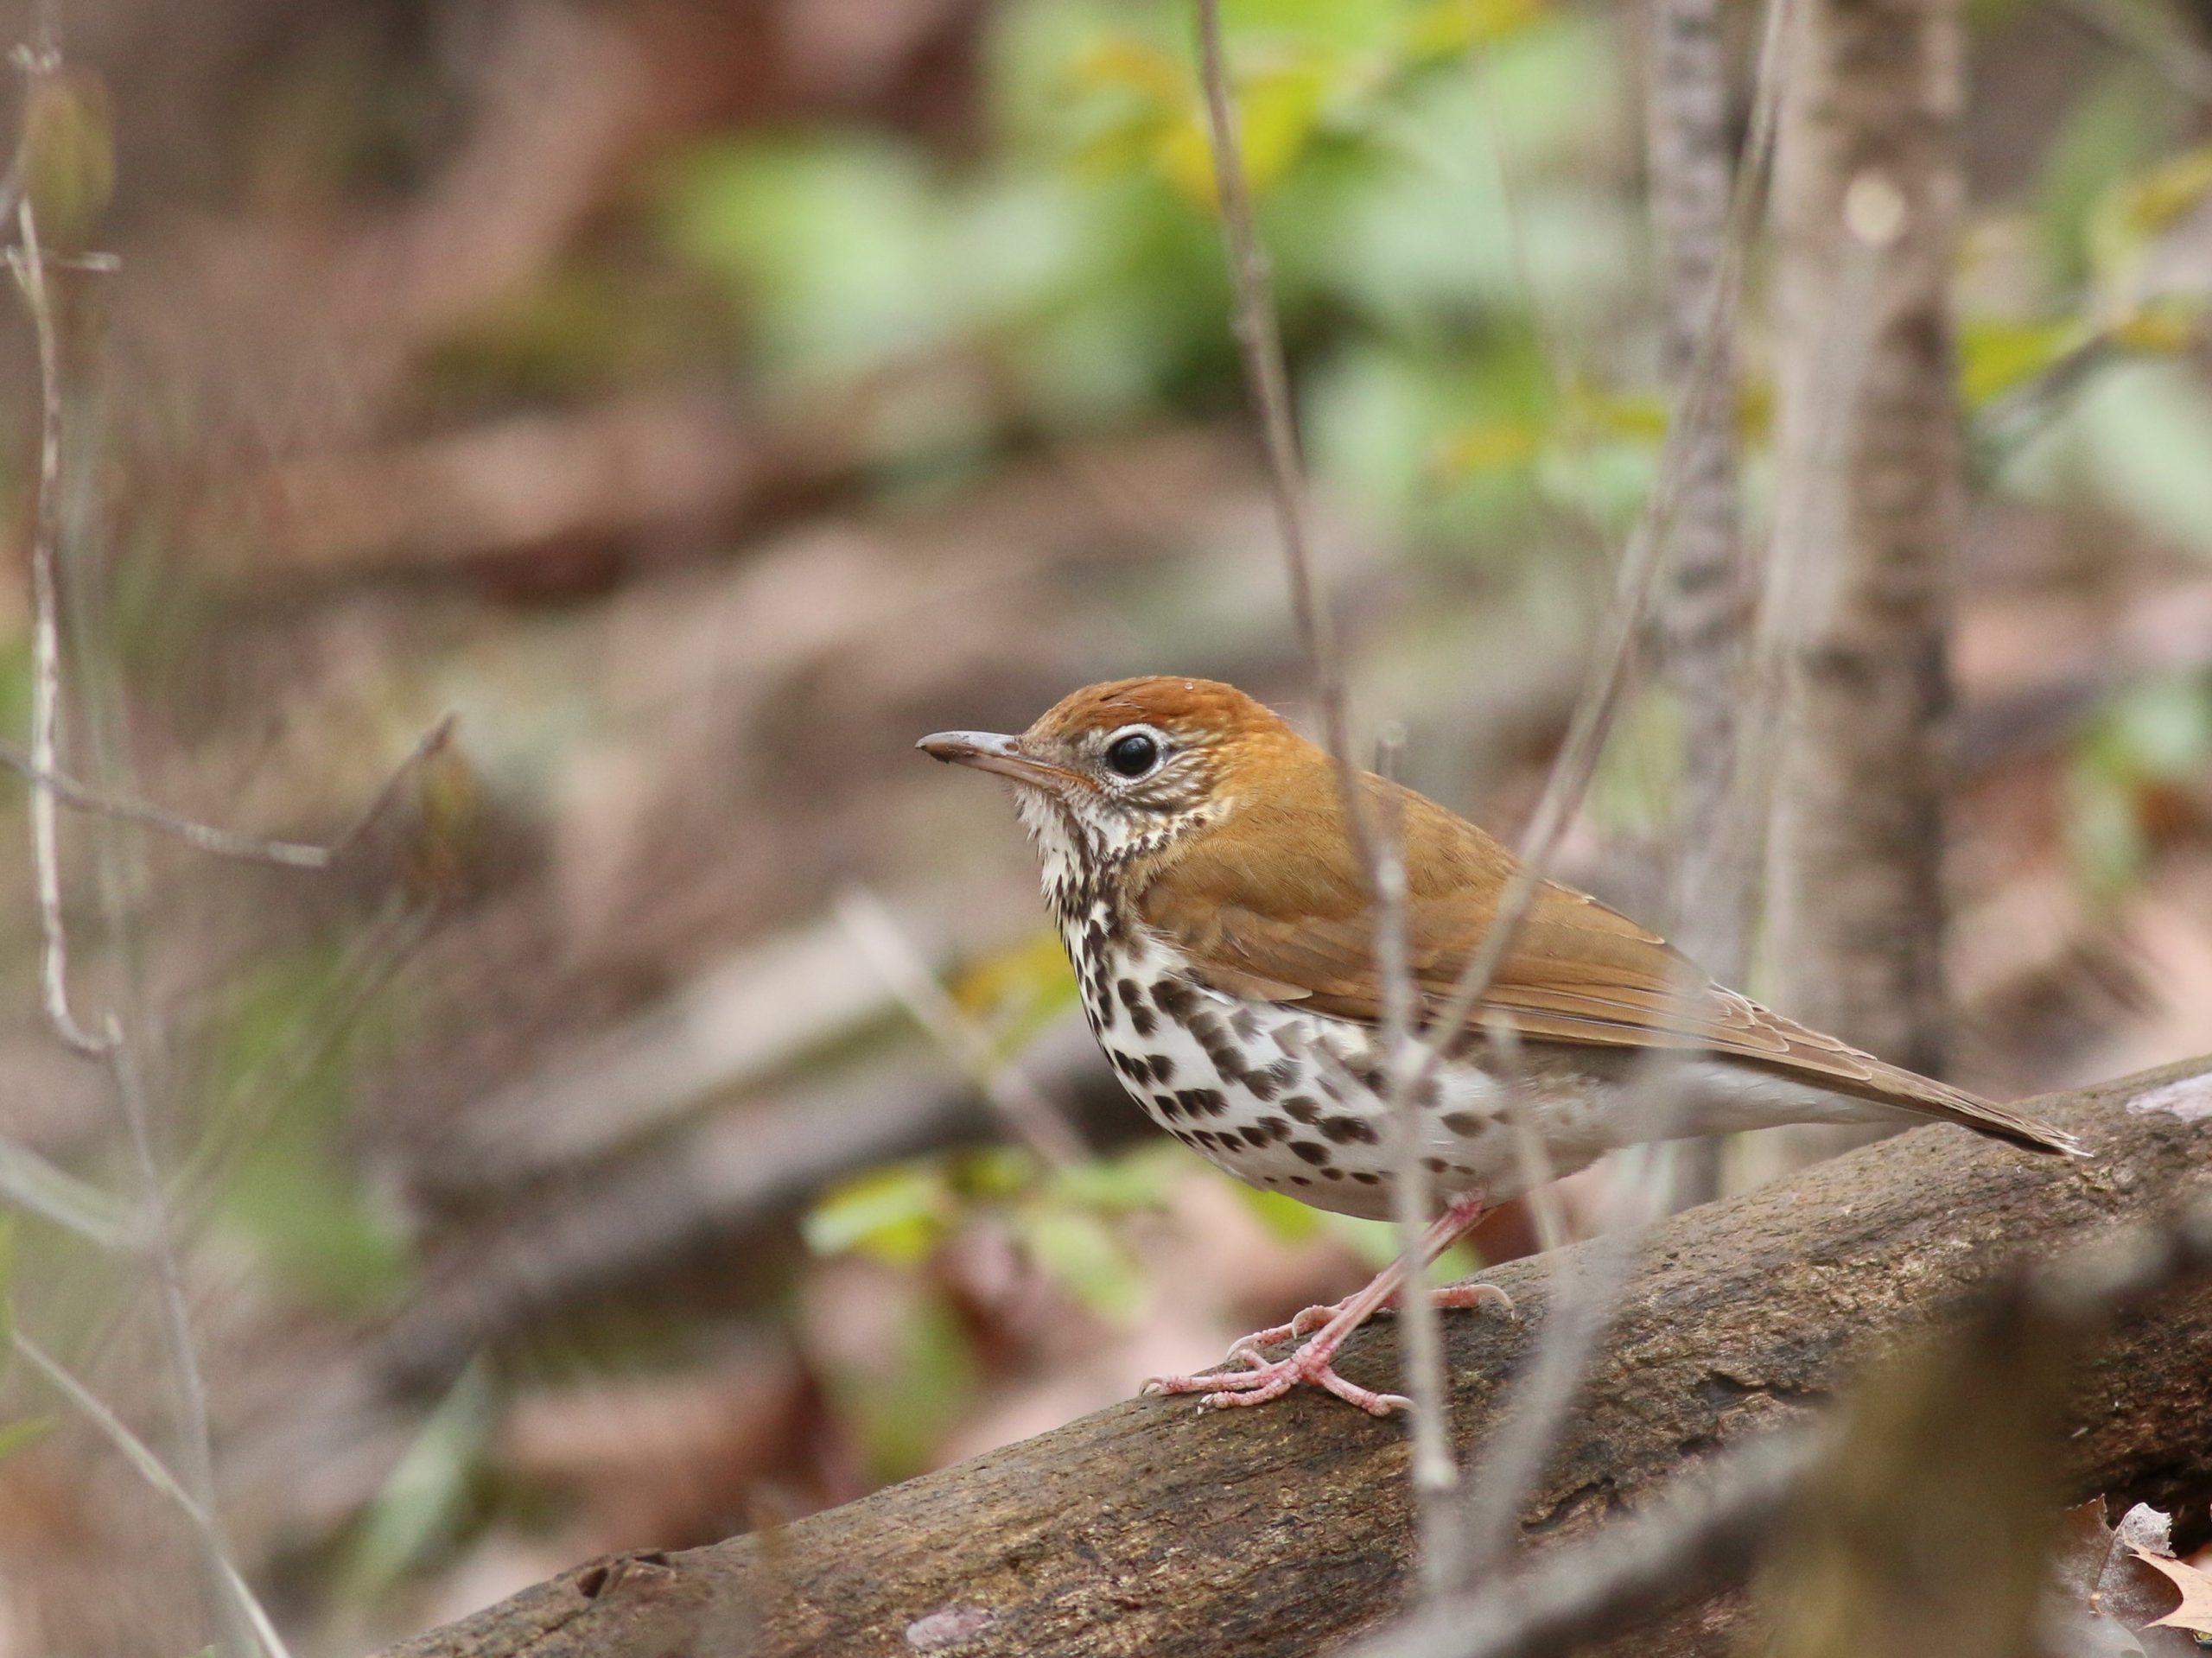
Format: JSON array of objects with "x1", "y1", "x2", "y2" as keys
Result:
[{"x1": 1143, "y1": 1195, "x2": 1514, "y2": 1415}]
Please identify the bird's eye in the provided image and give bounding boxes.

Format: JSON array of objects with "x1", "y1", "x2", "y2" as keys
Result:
[{"x1": 1104, "y1": 732, "x2": 1160, "y2": 778}]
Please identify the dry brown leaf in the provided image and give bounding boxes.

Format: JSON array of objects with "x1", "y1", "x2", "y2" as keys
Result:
[{"x1": 2130, "y1": 1545, "x2": 2212, "y2": 1636}]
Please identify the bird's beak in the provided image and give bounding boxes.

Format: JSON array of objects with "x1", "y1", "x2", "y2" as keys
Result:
[{"x1": 917, "y1": 730, "x2": 1084, "y2": 791}]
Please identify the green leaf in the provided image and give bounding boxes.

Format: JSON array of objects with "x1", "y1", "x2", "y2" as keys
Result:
[
  {"x1": 339, "y1": 1360, "x2": 494, "y2": 1604},
  {"x1": 1405, "y1": 0, "x2": 1550, "y2": 60},
  {"x1": 663, "y1": 136, "x2": 951, "y2": 384},
  {"x1": 803, "y1": 1164, "x2": 953, "y2": 1266},
  {"x1": 1960, "y1": 317, "x2": 2081, "y2": 408},
  {"x1": 1018, "y1": 1206, "x2": 1147, "y2": 1322},
  {"x1": 823, "y1": 1293, "x2": 979, "y2": 1483},
  {"x1": 1045, "y1": 1148, "x2": 1174, "y2": 1214},
  {"x1": 1235, "y1": 1182, "x2": 1327, "y2": 1242}
]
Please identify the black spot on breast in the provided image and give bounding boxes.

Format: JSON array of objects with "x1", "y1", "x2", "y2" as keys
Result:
[
  {"x1": 1186, "y1": 1012, "x2": 1236, "y2": 1067},
  {"x1": 1290, "y1": 1175, "x2": 1313, "y2": 1187},
  {"x1": 1190, "y1": 1130, "x2": 1219, "y2": 1151},
  {"x1": 1154, "y1": 1091, "x2": 1185, "y2": 1121},
  {"x1": 1440, "y1": 1110, "x2": 1486, "y2": 1137},
  {"x1": 1322, "y1": 1167, "x2": 1344, "y2": 1180},
  {"x1": 1350, "y1": 1171, "x2": 1381, "y2": 1185},
  {"x1": 1176, "y1": 1088, "x2": 1228, "y2": 1119},
  {"x1": 1319, "y1": 1115, "x2": 1380, "y2": 1146},
  {"x1": 1253, "y1": 1116, "x2": 1291, "y2": 1142},
  {"x1": 1147, "y1": 1053, "x2": 1176, "y2": 1084},
  {"x1": 1238, "y1": 1125, "x2": 1270, "y2": 1148},
  {"x1": 1152, "y1": 980, "x2": 1198, "y2": 1020},
  {"x1": 1244, "y1": 1060, "x2": 1299, "y2": 1102},
  {"x1": 1116, "y1": 980, "x2": 1157, "y2": 1038},
  {"x1": 1289, "y1": 1140, "x2": 1330, "y2": 1167},
  {"x1": 1282, "y1": 1096, "x2": 1322, "y2": 1126},
  {"x1": 1422, "y1": 1156, "x2": 1447, "y2": 1173}
]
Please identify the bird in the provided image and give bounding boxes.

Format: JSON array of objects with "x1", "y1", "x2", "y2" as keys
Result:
[{"x1": 918, "y1": 676, "x2": 2083, "y2": 1414}]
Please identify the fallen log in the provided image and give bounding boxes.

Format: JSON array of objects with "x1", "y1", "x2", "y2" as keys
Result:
[{"x1": 375, "y1": 1055, "x2": 2212, "y2": 1658}]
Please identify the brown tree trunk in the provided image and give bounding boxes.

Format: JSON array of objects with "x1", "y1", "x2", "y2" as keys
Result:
[
  {"x1": 371, "y1": 1058, "x2": 2212, "y2": 1658},
  {"x1": 1647, "y1": 0, "x2": 1753, "y2": 1207},
  {"x1": 1649, "y1": 0, "x2": 1751, "y2": 989},
  {"x1": 1764, "y1": 0, "x2": 1965, "y2": 1075}
]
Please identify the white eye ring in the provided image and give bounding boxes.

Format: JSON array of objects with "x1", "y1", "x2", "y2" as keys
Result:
[{"x1": 1102, "y1": 726, "x2": 1166, "y2": 780}]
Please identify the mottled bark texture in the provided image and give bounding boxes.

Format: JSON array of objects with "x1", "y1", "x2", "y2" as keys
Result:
[
  {"x1": 1646, "y1": 0, "x2": 1753, "y2": 1210},
  {"x1": 1647, "y1": 0, "x2": 1751, "y2": 988},
  {"x1": 1764, "y1": 0, "x2": 1965, "y2": 1073},
  {"x1": 374, "y1": 1057, "x2": 2212, "y2": 1658}
]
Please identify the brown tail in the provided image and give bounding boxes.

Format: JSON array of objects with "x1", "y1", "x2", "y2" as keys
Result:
[{"x1": 1788, "y1": 1058, "x2": 2086, "y2": 1158}]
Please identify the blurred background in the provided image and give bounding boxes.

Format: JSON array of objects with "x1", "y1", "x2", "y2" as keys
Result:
[{"x1": 2, "y1": 0, "x2": 2210, "y2": 1651}]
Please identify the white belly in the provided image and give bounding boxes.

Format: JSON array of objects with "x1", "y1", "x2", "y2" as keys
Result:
[{"x1": 1065, "y1": 916, "x2": 1898, "y2": 1222}]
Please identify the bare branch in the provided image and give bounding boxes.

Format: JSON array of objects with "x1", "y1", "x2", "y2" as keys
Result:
[
  {"x1": 12, "y1": 1331, "x2": 295, "y2": 1658},
  {"x1": 1190, "y1": 0, "x2": 1452, "y2": 1579},
  {"x1": 0, "y1": 1132, "x2": 135, "y2": 1248},
  {"x1": 0, "y1": 714, "x2": 457, "y2": 869},
  {"x1": 12, "y1": 188, "x2": 100, "y2": 1054},
  {"x1": 1401, "y1": 0, "x2": 1796, "y2": 1114},
  {"x1": 2051, "y1": 0, "x2": 2212, "y2": 108}
]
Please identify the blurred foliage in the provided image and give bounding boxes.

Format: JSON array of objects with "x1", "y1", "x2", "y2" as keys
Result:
[
  {"x1": 0, "y1": 1221, "x2": 48, "y2": 1468},
  {"x1": 202, "y1": 949, "x2": 413, "y2": 1316},
  {"x1": 11, "y1": 0, "x2": 2212, "y2": 1633},
  {"x1": 2068, "y1": 673, "x2": 2212, "y2": 895},
  {"x1": 336, "y1": 1359, "x2": 496, "y2": 1605},
  {"x1": 22, "y1": 67, "x2": 115, "y2": 248}
]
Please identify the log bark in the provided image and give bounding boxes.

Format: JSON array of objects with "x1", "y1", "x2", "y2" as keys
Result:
[{"x1": 374, "y1": 1057, "x2": 2212, "y2": 1658}]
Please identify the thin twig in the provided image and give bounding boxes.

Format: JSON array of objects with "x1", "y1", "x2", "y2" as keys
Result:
[
  {"x1": 1398, "y1": 0, "x2": 1796, "y2": 1128},
  {"x1": 1374, "y1": 734, "x2": 1460, "y2": 1590},
  {"x1": 0, "y1": 715, "x2": 458, "y2": 868},
  {"x1": 1191, "y1": 0, "x2": 1454, "y2": 1585},
  {"x1": 836, "y1": 887, "x2": 1087, "y2": 1169},
  {"x1": 1359, "y1": 1426, "x2": 1824, "y2": 1658},
  {"x1": 7, "y1": 31, "x2": 274, "y2": 1658},
  {"x1": 1361, "y1": 1187, "x2": 2212, "y2": 1658},
  {"x1": 1421, "y1": 0, "x2": 1799, "y2": 1590},
  {"x1": 13, "y1": 1331, "x2": 296, "y2": 1658},
  {"x1": 2051, "y1": 0, "x2": 2212, "y2": 107},
  {"x1": 0, "y1": 1132, "x2": 136, "y2": 1248},
  {"x1": 13, "y1": 187, "x2": 100, "y2": 1054}
]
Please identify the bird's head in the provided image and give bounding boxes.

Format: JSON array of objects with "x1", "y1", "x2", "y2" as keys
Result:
[{"x1": 918, "y1": 676, "x2": 1302, "y2": 876}]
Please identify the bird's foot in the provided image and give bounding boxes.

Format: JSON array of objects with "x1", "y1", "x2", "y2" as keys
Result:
[
  {"x1": 1145, "y1": 1280, "x2": 1515, "y2": 1415},
  {"x1": 1144, "y1": 1335, "x2": 1407, "y2": 1415},
  {"x1": 1221, "y1": 1280, "x2": 1515, "y2": 1364}
]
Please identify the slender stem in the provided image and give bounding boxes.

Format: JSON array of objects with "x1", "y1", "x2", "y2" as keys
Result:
[
  {"x1": 1191, "y1": 0, "x2": 1454, "y2": 1591},
  {"x1": 0, "y1": 715, "x2": 456, "y2": 867},
  {"x1": 13, "y1": 191, "x2": 100, "y2": 1055},
  {"x1": 14, "y1": 1332, "x2": 295, "y2": 1658}
]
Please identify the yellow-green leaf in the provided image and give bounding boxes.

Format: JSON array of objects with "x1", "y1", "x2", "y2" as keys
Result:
[
  {"x1": 1961, "y1": 317, "x2": 2081, "y2": 406},
  {"x1": 1430, "y1": 417, "x2": 1545, "y2": 479},
  {"x1": 1405, "y1": 0, "x2": 1548, "y2": 62},
  {"x1": 804, "y1": 1164, "x2": 952, "y2": 1266}
]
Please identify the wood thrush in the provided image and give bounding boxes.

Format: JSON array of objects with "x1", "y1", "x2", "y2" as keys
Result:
[{"x1": 919, "y1": 677, "x2": 2082, "y2": 1413}]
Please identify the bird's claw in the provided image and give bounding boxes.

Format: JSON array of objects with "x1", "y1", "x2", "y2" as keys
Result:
[{"x1": 1143, "y1": 1280, "x2": 1515, "y2": 1415}]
